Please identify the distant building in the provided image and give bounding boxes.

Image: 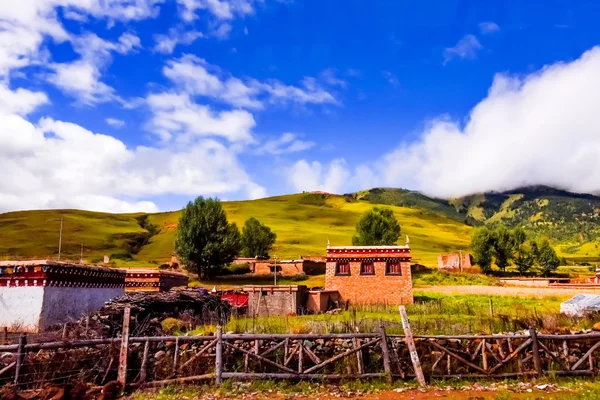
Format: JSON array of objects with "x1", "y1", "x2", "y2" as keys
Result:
[
  {"x1": 437, "y1": 252, "x2": 472, "y2": 270},
  {"x1": 125, "y1": 269, "x2": 189, "y2": 292},
  {"x1": 0, "y1": 260, "x2": 126, "y2": 332},
  {"x1": 232, "y1": 257, "x2": 326, "y2": 276},
  {"x1": 325, "y1": 244, "x2": 413, "y2": 304}
]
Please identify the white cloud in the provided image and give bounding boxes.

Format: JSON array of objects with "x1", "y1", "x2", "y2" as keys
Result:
[
  {"x1": 288, "y1": 159, "x2": 351, "y2": 194},
  {"x1": 443, "y1": 34, "x2": 482, "y2": 64},
  {"x1": 177, "y1": 0, "x2": 254, "y2": 22},
  {"x1": 153, "y1": 28, "x2": 204, "y2": 54},
  {"x1": 162, "y1": 54, "x2": 338, "y2": 109},
  {"x1": 479, "y1": 21, "x2": 500, "y2": 35},
  {"x1": 304, "y1": 46, "x2": 600, "y2": 199},
  {"x1": 382, "y1": 71, "x2": 399, "y2": 86},
  {"x1": 106, "y1": 117, "x2": 125, "y2": 128},
  {"x1": 0, "y1": 84, "x2": 48, "y2": 116},
  {"x1": 320, "y1": 68, "x2": 347, "y2": 88},
  {"x1": 146, "y1": 92, "x2": 256, "y2": 142},
  {"x1": 0, "y1": 1, "x2": 160, "y2": 79},
  {"x1": 46, "y1": 32, "x2": 141, "y2": 105},
  {"x1": 0, "y1": 86, "x2": 264, "y2": 213},
  {"x1": 257, "y1": 132, "x2": 315, "y2": 155}
]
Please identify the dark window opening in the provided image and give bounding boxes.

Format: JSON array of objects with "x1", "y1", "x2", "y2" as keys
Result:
[
  {"x1": 360, "y1": 262, "x2": 375, "y2": 275},
  {"x1": 336, "y1": 262, "x2": 350, "y2": 276},
  {"x1": 269, "y1": 266, "x2": 282, "y2": 273},
  {"x1": 386, "y1": 262, "x2": 402, "y2": 276}
]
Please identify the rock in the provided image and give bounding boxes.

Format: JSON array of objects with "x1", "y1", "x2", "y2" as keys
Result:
[
  {"x1": 154, "y1": 350, "x2": 166, "y2": 360},
  {"x1": 303, "y1": 340, "x2": 314, "y2": 349}
]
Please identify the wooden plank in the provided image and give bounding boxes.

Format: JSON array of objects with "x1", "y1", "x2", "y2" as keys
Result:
[
  {"x1": 222, "y1": 372, "x2": 387, "y2": 380},
  {"x1": 470, "y1": 340, "x2": 484, "y2": 361},
  {"x1": 215, "y1": 326, "x2": 223, "y2": 384},
  {"x1": 431, "y1": 352, "x2": 445, "y2": 373},
  {"x1": 139, "y1": 340, "x2": 150, "y2": 383},
  {"x1": 0, "y1": 362, "x2": 15, "y2": 377},
  {"x1": 117, "y1": 307, "x2": 131, "y2": 389},
  {"x1": 173, "y1": 337, "x2": 181, "y2": 375},
  {"x1": 13, "y1": 334, "x2": 26, "y2": 387},
  {"x1": 302, "y1": 338, "x2": 380, "y2": 374},
  {"x1": 224, "y1": 342, "x2": 297, "y2": 374},
  {"x1": 260, "y1": 340, "x2": 286, "y2": 358},
  {"x1": 379, "y1": 326, "x2": 393, "y2": 384},
  {"x1": 353, "y1": 336, "x2": 364, "y2": 375},
  {"x1": 304, "y1": 345, "x2": 322, "y2": 365},
  {"x1": 537, "y1": 340, "x2": 567, "y2": 371},
  {"x1": 529, "y1": 328, "x2": 543, "y2": 376},
  {"x1": 129, "y1": 373, "x2": 214, "y2": 388},
  {"x1": 428, "y1": 340, "x2": 487, "y2": 375},
  {"x1": 481, "y1": 339, "x2": 488, "y2": 371},
  {"x1": 484, "y1": 342, "x2": 502, "y2": 363},
  {"x1": 298, "y1": 341, "x2": 304, "y2": 373},
  {"x1": 284, "y1": 345, "x2": 298, "y2": 367},
  {"x1": 399, "y1": 306, "x2": 426, "y2": 387}
]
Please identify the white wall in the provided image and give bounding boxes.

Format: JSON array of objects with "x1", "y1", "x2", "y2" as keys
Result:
[
  {"x1": 0, "y1": 286, "x2": 44, "y2": 331},
  {"x1": 0, "y1": 286, "x2": 124, "y2": 332},
  {"x1": 40, "y1": 287, "x2": 124, "y2": 331}
]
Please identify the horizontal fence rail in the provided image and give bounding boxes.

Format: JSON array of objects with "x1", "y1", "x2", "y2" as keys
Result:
[{"x1": 2, "y1": 307, "x2": 600, "y2": 393}]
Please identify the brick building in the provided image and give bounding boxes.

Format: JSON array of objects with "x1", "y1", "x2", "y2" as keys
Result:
[
  {"x1": 325, "y1": 245, "x2": 413, "y2": 304},
  {"x1": 232, "y1": 257, "x2": 325, "y2": 276},
  {"x1": 437, "y1": 252, "x2": 472, "y2": 270}
]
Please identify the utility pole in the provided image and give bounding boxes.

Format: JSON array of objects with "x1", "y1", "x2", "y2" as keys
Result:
[
  {"x1": 58, "y1": 217, "x2": 63, "y2": 261},
  {"x1": 273, "y1": 255, "x2": 278, "y2": 286},
  {"x1": 458, "y1": 249, "x2": 463, "y2": 272},
  {"x1": 80, "y1": 243, "x2": 83, "y2": 264}
]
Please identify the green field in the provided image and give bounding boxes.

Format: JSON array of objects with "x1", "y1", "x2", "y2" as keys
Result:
[{"x1": 0, "y1": 193, "x2": 472, "y2": 267}]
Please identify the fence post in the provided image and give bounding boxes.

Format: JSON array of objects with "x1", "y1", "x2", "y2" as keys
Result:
[
  {"x1": 117, "y1": 307, "x2": 131, "y2": 389},
  {"x1": 529, "y1": 327, "x2": 543, "y2": 376},
  {"x1": 215, "y1": 326, "x2": 223, "y2": 384},
  {"x1": 13, "y1": 334, "x2": 26, "y2": 387},
  {"x1": 1, "y1": 327, "x2": 7, "y2": 345},
  {"x1": 379, "y1": 325, "x2": 392, "y2": 384},
  {"x1": 399, "y1": 305, "x2": 426, "y2": 388},
  {"x1": 139, "y1": 340, "x2": 150, "y2": 384}
]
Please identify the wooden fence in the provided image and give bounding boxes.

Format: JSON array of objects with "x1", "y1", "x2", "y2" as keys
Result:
[{"x1": 1, "y1": 307, "x2": 600, "y2": 391}]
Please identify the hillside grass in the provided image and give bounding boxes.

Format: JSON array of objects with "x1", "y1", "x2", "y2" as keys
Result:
[{"x1": 0, "y1": 193, "x2": 473, "y2": 267}]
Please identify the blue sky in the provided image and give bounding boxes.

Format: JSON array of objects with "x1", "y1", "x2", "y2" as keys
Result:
[{"x1": 2, "y1": 1, "x2": 600, "y2": 213}]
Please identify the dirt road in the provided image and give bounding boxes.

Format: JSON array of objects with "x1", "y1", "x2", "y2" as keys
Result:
[{"x1": 417, "y1": 285, "x2": 598, "y2": 298}]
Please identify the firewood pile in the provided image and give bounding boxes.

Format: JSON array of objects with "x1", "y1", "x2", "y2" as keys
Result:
[{"x1": 77, "y1": 289, "x2": 231, "y2": 337}]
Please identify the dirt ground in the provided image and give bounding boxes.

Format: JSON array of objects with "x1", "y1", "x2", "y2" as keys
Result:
[{"x1": 418, "y1": 285, "x2": 600, "y2": 298}]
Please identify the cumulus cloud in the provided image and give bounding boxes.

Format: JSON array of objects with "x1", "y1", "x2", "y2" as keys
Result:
[
  {"x1": 47, "y1": 32, "x2": 141, "y2": 105},
  {"x1": 443, "y1": 34, "x2": 482, "y2": 64},
  {"x1": 288, "y1": 159, "x2": 351, "y2": 194},
  {"x1": 295, "y1": 47, "x2": 600, "y2": 199},
  {"x1": 146, "y1": 92, "x2": 256, "y2": 142},
  {"x1": 105, "y1": 117, "x2": 125, "y2": 128},
  {"x1": 177, "y1": 0, "x2": 254, "y2": 22},
  {"x1": 257, "y1": 133, "x2": 315, "y2": 155},
  {"x1": 0, "y1": 86, "x2": 265, "y2": 213},
  {"x1": 153, "y1": 28, "x2": 204, "y2": 54},
  {"x1": 479, "y1": 21, "x2": 500, "y2": 34},
  {"x1": 162, "y1": 54, "x2": 338, "y2": 109}
]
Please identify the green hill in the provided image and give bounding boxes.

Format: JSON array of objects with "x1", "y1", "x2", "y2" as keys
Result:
[
  {"x1": 0, "y1": 192, "x2": 471, "y2": 267},
  {"x1": 2, "y1": 186, "x2": 600, "y2": 268}
]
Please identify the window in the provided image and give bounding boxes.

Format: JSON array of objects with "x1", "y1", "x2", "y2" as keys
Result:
[
  {"x1": 360, "y1": 262, "x2": 375, "y2": 275},
  {"x1": 386, "y1": 262, "x2": 402, "y2": 276},
  {"x1": 269, "y1": 266, "x2": 282, "y2": 273},
  {"x1": 335, "y1": 262, "x2": 350, "y2": 276}
]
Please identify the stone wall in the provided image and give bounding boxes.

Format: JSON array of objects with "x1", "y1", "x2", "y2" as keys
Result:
[{"x1": 437, "y1": 253, "x2": 472, "y2": 270}]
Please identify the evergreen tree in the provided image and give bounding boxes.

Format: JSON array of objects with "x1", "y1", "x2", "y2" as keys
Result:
[
  {"x1": 241, "y1": 217, "x2": 277, "y2": 258},
  {"x1": 352, "y1": 207, "x2": 401, "y2": 246},
  {"x1": 537, "y1": 239, "x2": 561, "y2": 276},
  {"x1": 175, "y1": 197, "x2": 241, "y2": 279}
]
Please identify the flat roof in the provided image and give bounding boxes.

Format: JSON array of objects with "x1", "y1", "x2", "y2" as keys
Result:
[
  {"x1": 0, "y1": 259, "x2": 124, "y2": 273},
  {"x1": 327, "y1": 245, "x2": 409, "y2": 250}
]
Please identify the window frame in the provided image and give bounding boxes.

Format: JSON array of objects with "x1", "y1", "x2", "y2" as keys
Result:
[
  {"x1": 335, "y1": 261, "x2": 351, "y2": 276},
  {"x1": 360, "y1": 261, "x2": 375, "y2": 276},
  {"x1": 385, "y1": 261, "x2": 402, "y2": 276}
]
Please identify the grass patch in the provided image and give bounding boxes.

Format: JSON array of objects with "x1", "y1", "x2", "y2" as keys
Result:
[{"x1": 412, "y1": 268, "x2": 501, "y2": 287}]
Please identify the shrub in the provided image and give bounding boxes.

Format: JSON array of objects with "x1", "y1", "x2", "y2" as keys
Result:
[
  {"x1": 287, "y1": 273, "x2": 308, "y2": 282},
  {"x1": 161, "y1": 318, "x2": 183, "y2": 334},
  {"x1": 223, "y1": 263, "x2": 252, "y2": 275}
]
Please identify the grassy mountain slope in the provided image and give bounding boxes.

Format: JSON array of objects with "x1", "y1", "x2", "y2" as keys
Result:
[
  {"x1": 0, "y1": 193, "x2": 472, "y2": 267},
  {"x1": 359, "y1": 186, "x2": 600, "y2": 260}
]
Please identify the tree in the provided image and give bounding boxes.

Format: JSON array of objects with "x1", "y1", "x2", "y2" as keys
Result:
[
  {"x1": 175, "y1": 197, "x2": 241, "y2": 279},
  {"x1": 241, "y1": 217, "x2": 277, "y2": 258},
  {"x1": 471, "y1": 226, "x2": 495, "y2": 273},
  {"x1": 537, "y1": 239, "x2": 560, "y2": 276},
  {"x1": 352, "y1": 207, "x2": 401, "y2": 246},
  {"x1": 492, "y1": 225, "x2": 515, "y2": 272},
  {"x1": 512, "y1": 228, "x2": 534, "y2": 275}
]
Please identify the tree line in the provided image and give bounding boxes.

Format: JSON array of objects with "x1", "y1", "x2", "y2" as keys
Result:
[
  {"x1": 471, "y1": 225, "x2": 561, "y2": 276},
  {"x1": 174, "y1": 198, "x2": 402, "y2": 279}
]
